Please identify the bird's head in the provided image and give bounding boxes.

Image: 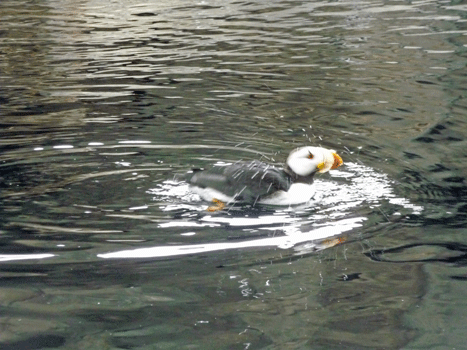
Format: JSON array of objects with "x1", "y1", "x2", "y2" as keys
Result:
[{"x1": 285, "y1": 146, "x2": 343, "y2": 180}]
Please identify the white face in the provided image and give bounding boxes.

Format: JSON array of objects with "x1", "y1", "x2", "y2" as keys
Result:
[{"x1": 286, "y1": 146, "x2": 339, "y2": 177}]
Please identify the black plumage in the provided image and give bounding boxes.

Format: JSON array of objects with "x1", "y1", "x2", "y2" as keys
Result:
[{"x1": 186, "y1": 160, "x2": 297, "y2": 203}]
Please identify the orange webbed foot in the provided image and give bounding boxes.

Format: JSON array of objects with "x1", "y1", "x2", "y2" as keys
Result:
[
  {"x1": 207, "y1": 198, "x2": 226, "y2": 212},
  {"x1": 321, "y1": 236, "x2": 346, "y2": 248}
]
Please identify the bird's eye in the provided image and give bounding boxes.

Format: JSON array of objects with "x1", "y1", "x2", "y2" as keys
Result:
[{"x1": 308, "y1": 152, "x2": 314, "y2": 159}]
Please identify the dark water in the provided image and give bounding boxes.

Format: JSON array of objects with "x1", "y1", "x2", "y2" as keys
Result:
[{"x1": 1, "y1": 0, "x2": 467, "y2": 349}]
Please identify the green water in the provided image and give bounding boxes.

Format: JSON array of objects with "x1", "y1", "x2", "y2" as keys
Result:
[{"x1": 1, "y1": 0, "x2": 467, "y2": 349}]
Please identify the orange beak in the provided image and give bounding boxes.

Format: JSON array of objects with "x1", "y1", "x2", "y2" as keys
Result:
[{"x1": 331, "y1": 152, "x2": 343, "y2": 169}]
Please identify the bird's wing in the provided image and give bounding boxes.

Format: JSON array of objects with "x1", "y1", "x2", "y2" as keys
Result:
[
  {"x1": 223, "y1": 161, "x2": 292, "y2": 201},
  {"x1": 187, "y1": 160, "x2": 291, "y2": 202},
  {"x1": 186, "y1": 167, "x2": 230, "y2": 191}
]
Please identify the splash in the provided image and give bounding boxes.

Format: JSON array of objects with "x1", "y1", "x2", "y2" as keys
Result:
[{"x1": 98, "y1": 162, "x2": 422, "y2": 259}]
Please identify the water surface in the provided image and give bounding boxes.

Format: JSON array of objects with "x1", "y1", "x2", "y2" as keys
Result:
[{"x1": 1, "y1": 0, "x2": 467, "y2": 349}]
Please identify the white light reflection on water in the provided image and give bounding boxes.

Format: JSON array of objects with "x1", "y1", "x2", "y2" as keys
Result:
[
  {"x1": 0, "y1": 254, "x2": 55, "y2": 262},
  {"x1": 98, "y1": 217, "x2": 362, "y2": 259},
  {"x1": 98, "y1": 162, "x2": 423, "y2": 259}
]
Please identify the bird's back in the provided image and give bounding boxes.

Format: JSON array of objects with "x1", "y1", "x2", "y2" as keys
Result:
[{"x1": 187, "y1": 160, "x2": 292, "y2": 203}]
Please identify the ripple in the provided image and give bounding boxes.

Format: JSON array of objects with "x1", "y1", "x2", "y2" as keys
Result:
[
  {"x1": 94, "y1": 161, "x2": 424, "y2": 259},
  {"x1": 149, "y1": 161, "x2": 423, "y2": 216},
  {"x1": 364, "y1": 242, "x2": 467, "y2": 264},
  {"x1": 98, "y1": 217, "x2": 362, "y2": 259}
]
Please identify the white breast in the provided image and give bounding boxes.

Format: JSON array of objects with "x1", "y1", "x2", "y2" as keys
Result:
[
  {"x1": 190, "y1": 183, "x2": 315, "y2": 206},
  {"x1": 258, "y1": 183, "x2": 316, "y2": 205}
]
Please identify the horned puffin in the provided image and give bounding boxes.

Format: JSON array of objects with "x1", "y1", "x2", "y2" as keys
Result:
[{"x1": 185, "y1": 146, "x2": 343, "y2": 211}]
